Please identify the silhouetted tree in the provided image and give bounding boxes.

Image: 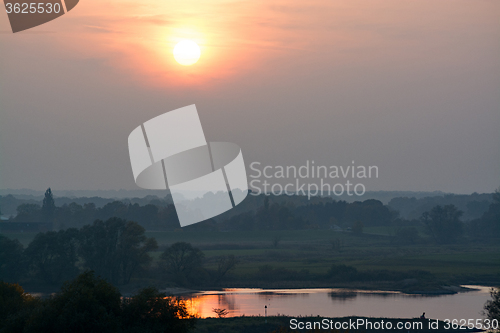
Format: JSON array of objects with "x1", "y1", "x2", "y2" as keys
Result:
[
  {"x1": 422, "y1": 205, "x2": 463, "y2": 243},
  {"x1": 468, "y1": 187, "x2": 500, "y2": 240},
  {"x1": 121, "y1": 287, "x2": 194, "y2": 333},
  {"x1": 79, "y1": 218, "x2": 157, "y2": 285},
  {"x1": 117, "y1": 221, "x2": 158, "y2": 284},
  {"x1": 212, "y1": 308, "x2": 228, "y2": 318},
  {"x1": 211, "y1": 255, "x2": 238, "y2": 285},
  {"x1": 484, "y1": 287, "x2": 500, "y2": 323},
  {"x1": 160, "y1": 242, "x2": 204, "y2": 286},
  {"x1": 1, "y1": 273, "x2": 196, "y2": 333},
  {"x1": 14, "y1": 203, "x2": 41, "y2": 222},
  {"x1": 0, "y1": 281, "x2": 40, "y2": 332},
  {"x1": 24, "y1": 228, "x2": 80, "y2": 285},
  {"x1": 41, "y1": 188, "x2": 56, "y2": 223},
  {"x1": 0, "y1": 235, "x2": 26, "y2": 283},
  {"x1": 24, "y1": 271, "x2": 122, "y2": 333}
]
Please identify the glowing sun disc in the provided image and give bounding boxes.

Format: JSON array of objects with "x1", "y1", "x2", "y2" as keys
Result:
[{"x1": 173, "y1": 40, "x2": 201, "y2": 66}]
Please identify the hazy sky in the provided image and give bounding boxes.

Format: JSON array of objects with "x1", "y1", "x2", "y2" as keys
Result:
[{"x1": 0, "y1": 0, "x2": 499, "y2": 194}]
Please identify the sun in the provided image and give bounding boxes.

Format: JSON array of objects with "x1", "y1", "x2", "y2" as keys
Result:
[{"x1": 173, "y1": 40, "x2": 201, "y2": 66}]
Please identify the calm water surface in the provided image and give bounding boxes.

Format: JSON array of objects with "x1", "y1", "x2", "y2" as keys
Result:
[{"x1": 180, "y1": 286, "x2": 492, "y2": 320}]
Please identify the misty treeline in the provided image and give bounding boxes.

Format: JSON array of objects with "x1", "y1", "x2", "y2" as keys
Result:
[
  {"x1": 0, "y1": 188, "x2": 495, "y2": 230},
  {"x1": 1, "y1": 187, "x2": 499, "y2": 241},
  {"x1": 0, "y1": 192, "x2": 173, "y2": 218},
  {"x1": 395, "y1": 192, "x2": 500, "y2": 244},
  {"x1": 388, "y1": 192, "x2": 493, "y2": 221},
  {"x1": 201, "y1": 191, "x2": 499, "y2": 243},
  {"x1": 0, "y1": 271, "x2": 195, "y2": 333},
  {"x1": 2, "y1": 189, "x2": 178, "y2": 230},
  {"x1": 0, "y1": 217, "x2": 237, "y2": 288}
]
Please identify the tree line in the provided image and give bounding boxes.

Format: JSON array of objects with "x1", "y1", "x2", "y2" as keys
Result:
[
  {"x1": 9, "y1": 189, "x2": 179, "y2": 230},
  {"x1": 0, "y1": 218, "x2": 236, "y2": 288},
  {"x1": 7, "y1": 189, "x2": 398, "y2": 231},
  {"x1": 388, "y1": 192, "x2": 493, "y2": 221},
  {"x1": 2, "y1": 186, "x2": 499, "y2": 246},
  {"x1": 1, "y1": 217, "x2": 157, "y2": 286}
]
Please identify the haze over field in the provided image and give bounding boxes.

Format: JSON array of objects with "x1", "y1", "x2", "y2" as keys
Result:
[{"x1": 0, "y1": 0, "x2": 499, "y2": 194}]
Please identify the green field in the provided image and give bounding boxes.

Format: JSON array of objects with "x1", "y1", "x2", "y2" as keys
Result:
[{"x1": 5, "y1": 229, "x2": 499, "y2": 291}]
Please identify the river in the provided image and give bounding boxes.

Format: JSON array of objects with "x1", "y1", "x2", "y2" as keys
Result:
[{"x1": 179, "y1": 285, "x2": 493, "y2": 320}]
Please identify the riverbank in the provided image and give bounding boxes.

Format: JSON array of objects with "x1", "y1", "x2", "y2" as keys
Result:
[
  {"x1": 25, "y1": 283, "x2": 483, "y2": 299},
  {"x1": 212, "y1": 281, "x2": 479, "y2": 295},
  {"x1": 171, "y1": 286, "x2": 492, "y2": 321}
]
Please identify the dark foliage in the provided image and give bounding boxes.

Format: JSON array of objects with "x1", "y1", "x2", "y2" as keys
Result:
[
  {"x1": 41, "y1": 188, "x2": 56, "y2": 224},
  {"x1": 0, "y1": 235, "x2": 26, "y2": 283},
  {"x1": 484, "y1": 287, "x2": 500, "y2": 322},
  {"x1": 24, "y1": 228, "x2": 80, "y2": 285},
  {"x1": 79, "y1": 218, "x2": 157, "y2": 285},
  {"x1": 388, "y1": 193, "x2": 493, "y2": 221},
  {"x1": 421, "y1": 205, "x2": 463, "y2": 243},
  {"x1": 122, "y1": 287, "x2": 195, "y2": 333},
  {"x1": 468, "y1": 189, "x2": 500, "y2": 240},
  {"x1": 160, "y1": 242, "x2": 205, "y2": 286},
  {"x1": 0, "y1": 281, "x2": 40, "y2": 333},
  {"x1": 1, "y1": 272, "x2": 195, "y2": 333},
  {"x1": 23, "y1": 271, "x2": 123, "y2": 333}
]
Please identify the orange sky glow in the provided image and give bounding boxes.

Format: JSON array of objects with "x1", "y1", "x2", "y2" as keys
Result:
[
  {"x1": 2, "y1": 0, "x2": 495, "y2": 89},
  {"x1": 53, "y1": 0, "x2": 297, "y2": 87},
  {"x1": 0, "y1": 0, "x2": 498, "y2": 193}
]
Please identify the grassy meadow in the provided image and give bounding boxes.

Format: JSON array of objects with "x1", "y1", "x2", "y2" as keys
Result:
[{"x1": 6, "y1": 227, "x2": 498, "y2": 292}]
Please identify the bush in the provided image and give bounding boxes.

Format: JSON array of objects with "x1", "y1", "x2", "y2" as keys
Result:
[
  {"x1": 422, "y1": 205, "x2": 463, "y2": 243},
  {"x1": 122, "y1": 287, "x2": 195, "y2": 333},
  {"x1": 0, "y1": 281, "x2": 40, "y2": 332},
  {"x1": 2, "y1": 272, "x2": 197, "y2": 333},
  {"x1": 24, "y1": 271, "x2": 122, "y2": 333},
  {"x1": 484, "y1": 287, "x2": 500, "y2": 323}
]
